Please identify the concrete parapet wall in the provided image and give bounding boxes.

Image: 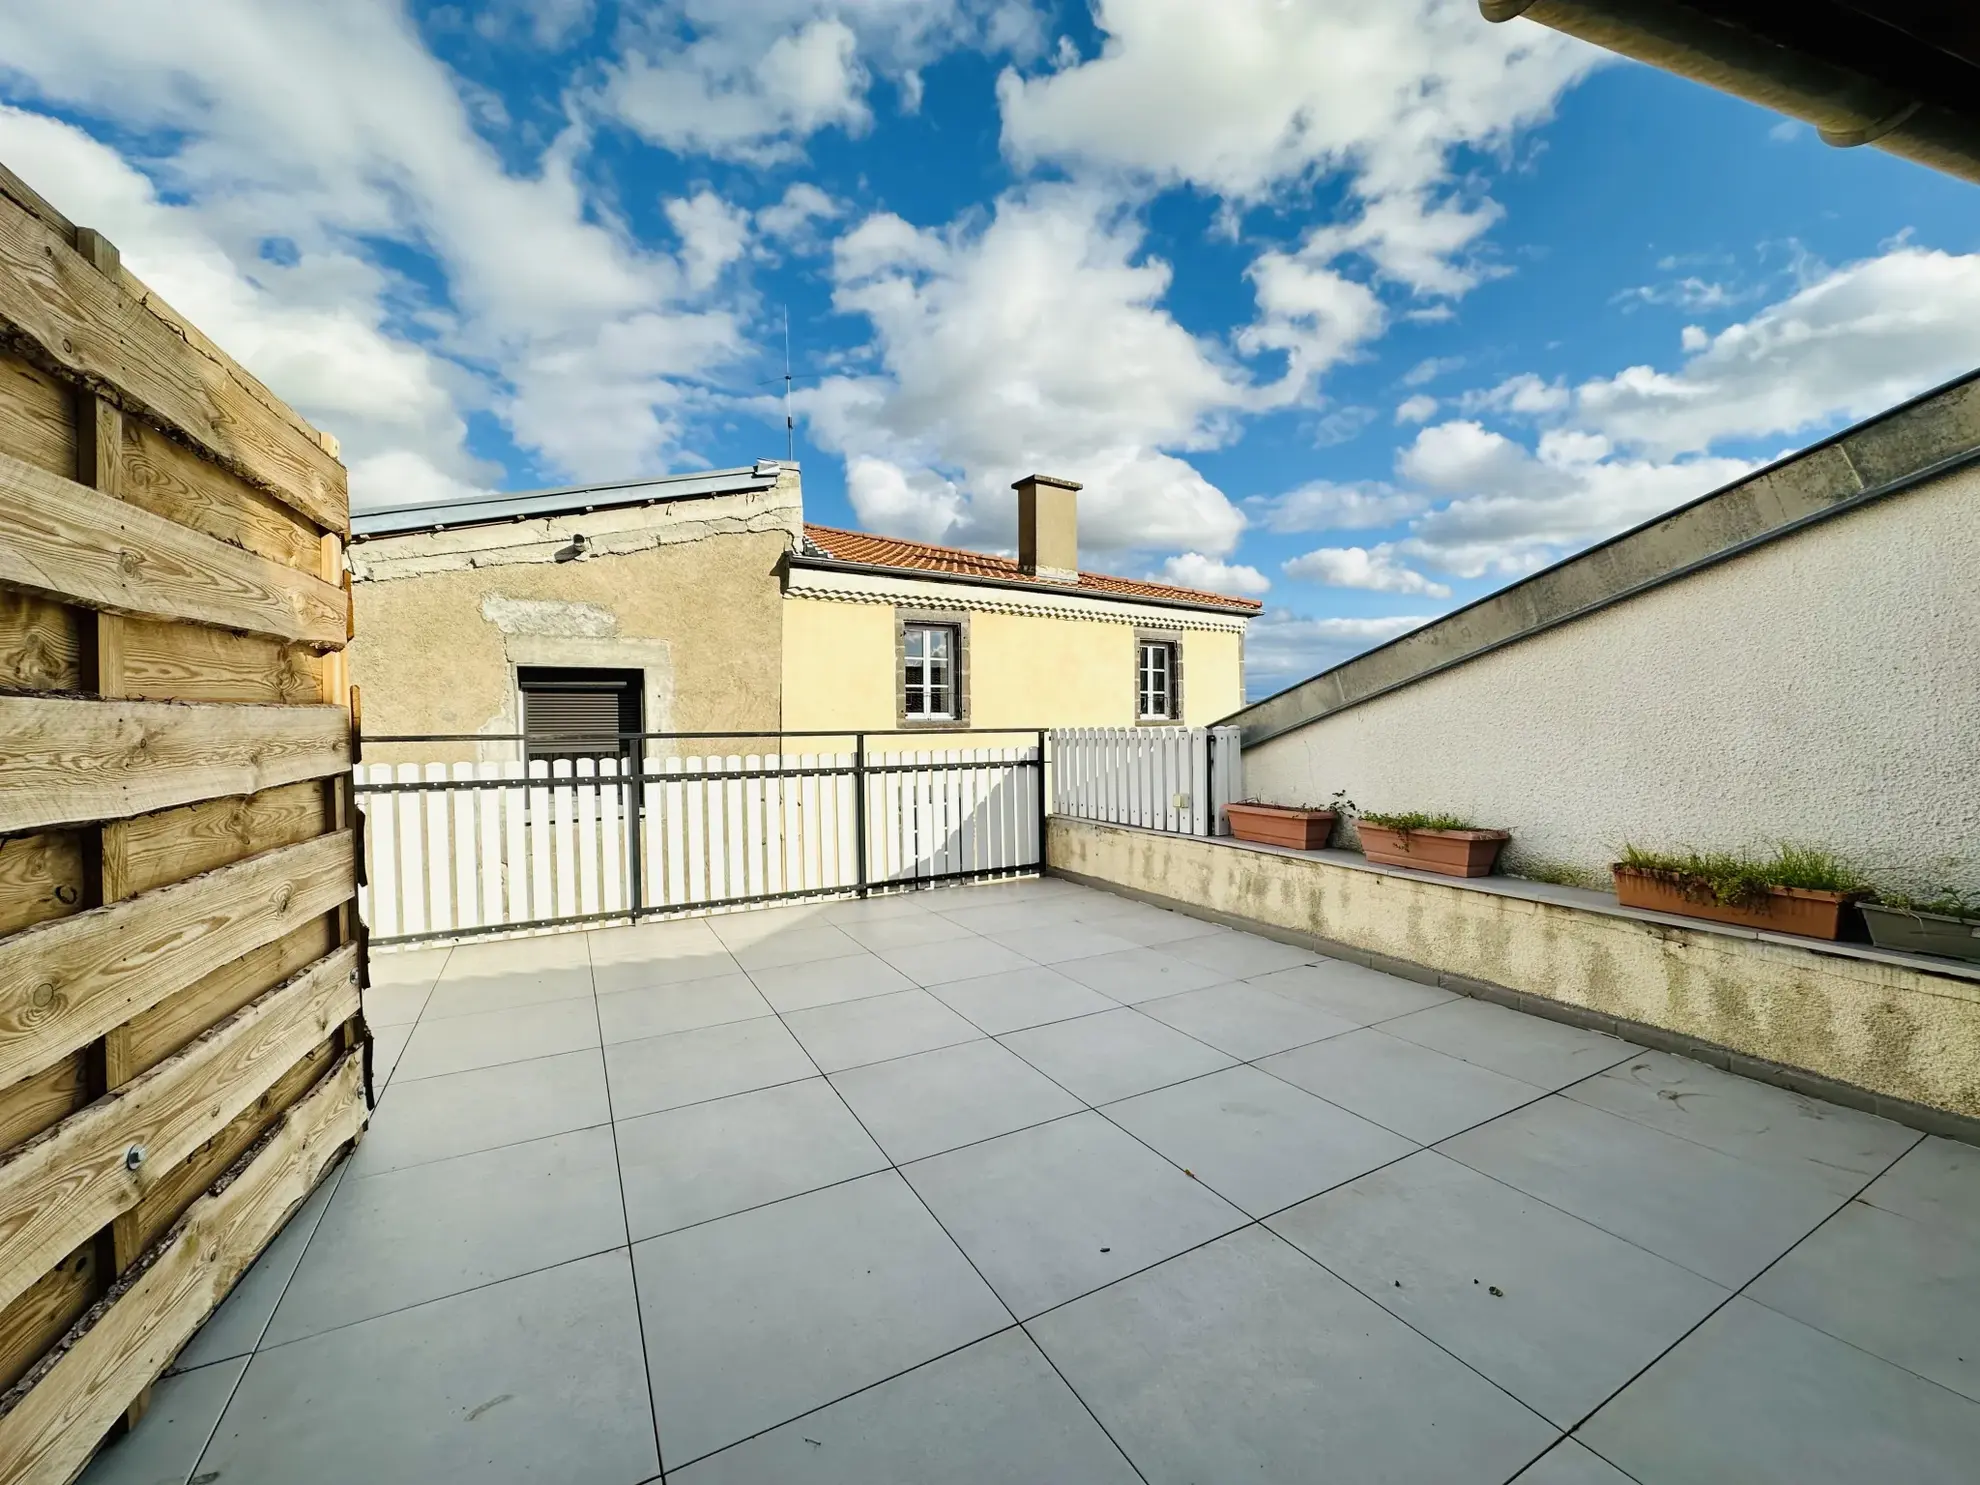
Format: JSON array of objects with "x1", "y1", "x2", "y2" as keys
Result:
[{"x1": 1048, "y1": 817, "x2": 1980, "y2": 1130}]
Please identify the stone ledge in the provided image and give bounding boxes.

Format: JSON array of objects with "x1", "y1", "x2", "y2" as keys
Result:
[{"x1": 1047, "y1": 817, "x2": 1980, "y2": 1143}]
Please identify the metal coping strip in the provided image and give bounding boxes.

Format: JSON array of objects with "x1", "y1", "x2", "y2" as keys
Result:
[{"x1": 351, "y1": 756, "x2": 1042, "y2": 795}]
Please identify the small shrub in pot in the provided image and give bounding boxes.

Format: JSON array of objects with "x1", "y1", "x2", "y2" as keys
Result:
[
  {"x1": 1859, "y1": 886, "x2": 1980, "y2": 964},
  {"x1": 1611, "y1": 843, "x2": 1869, "y2": 940},
  {"x1": 1356, "y1": 811, "x2": 1511, "y2": 878}
]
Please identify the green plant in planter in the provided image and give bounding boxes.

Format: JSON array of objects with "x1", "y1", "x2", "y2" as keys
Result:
[
  {"x1": 1874, "y1": 885, "x2": 1980, "y2": 920},
  {"x1": 1360, "y1": 810, "x2": 1478, "y2": 833},
  {"x1": 1617, "y1": 843, "x2": 1867, "y2": 906}
]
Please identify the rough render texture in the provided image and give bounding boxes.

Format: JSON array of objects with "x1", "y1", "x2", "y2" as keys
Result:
[
  {"x1": 349, "y1": 479, "x2": 800, "y2": 756},
  {"x1": 1244, "y1": 469, "x2": 1980, "y2": 897},
  {"x1": 1049, "y1": 818, "x2": 1980, "y2": 1120}
]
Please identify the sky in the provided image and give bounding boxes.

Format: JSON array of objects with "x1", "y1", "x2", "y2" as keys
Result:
[{"x1": 1, "y1": 0, "x2": 1975, "y2": 700}]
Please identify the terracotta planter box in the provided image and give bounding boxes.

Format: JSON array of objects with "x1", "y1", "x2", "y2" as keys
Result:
[
  {"x1": 1358, "y1": 825, "x2": 1509, "y2": 878},
  {"x1": 1226, "y1": 804, "x2": 1337, "y2": 850},
  {"x1": 1859, "y1": 903, "x2": 1980, "y2": 963},
  {"x1": 1612, "y1": 865, "x2": 1866, "y2": 940}
]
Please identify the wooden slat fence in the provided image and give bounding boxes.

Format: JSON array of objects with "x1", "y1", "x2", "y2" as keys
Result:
[
  {"x1": 1051, "y1": 725, "x2": 1242, "y2": 836},
  {"x1": 0, "y1": 163, "x2": 366, "y2": 1483},
  {"x1": 356, "y1": 743, "x2": 1042, "y2": 942}
]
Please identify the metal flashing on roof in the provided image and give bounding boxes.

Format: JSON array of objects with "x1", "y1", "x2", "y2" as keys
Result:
[
  {"x1": 787, "y1": 550, "x2": 1259, "y2": 618},
  {"x1": 349, "y1": 462, "x2": 789, "y2": 540}
]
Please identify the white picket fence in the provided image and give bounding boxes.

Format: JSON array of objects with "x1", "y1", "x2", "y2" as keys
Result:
[
  {"x1": 1051, "y1": 725, "x2": 1241, "y2": 835},
  {"x1": 355, "y1": 746, "x2": 1040, "y2": 942}
]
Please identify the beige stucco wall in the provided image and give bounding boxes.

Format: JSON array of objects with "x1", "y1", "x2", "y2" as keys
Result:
[
  {"x1": 1244, "y1": 470, "x2": 1980, "y2": 896},
  {"x1": 1050, "y1": 817, "x2": 1980, "y2": 1120},
  {"x1": 780, "y1": 594, "x2": 1248, "y2": 735},
  {"x1": 350, "y1": 478, "x2": 800, "y2": 758}
]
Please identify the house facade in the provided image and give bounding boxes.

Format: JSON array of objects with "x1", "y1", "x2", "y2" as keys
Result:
[{"x1": 347, "y1": 465, "x2": 1257, "y2": 757}]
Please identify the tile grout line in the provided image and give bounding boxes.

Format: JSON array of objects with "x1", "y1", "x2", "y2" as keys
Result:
[{"x1": 585, "y1": 933, "x2": 671, "y2": 1482}]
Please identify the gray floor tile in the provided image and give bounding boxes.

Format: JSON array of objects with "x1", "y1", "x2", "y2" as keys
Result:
[
  {"x1": 635, "y1": 1171, "x2": 1011, "y2": 1465},
  {"x1": 420, "y1": 962, "x2": 595, "y2": 1021},
  {"x1": 605, "y1": 1016, "x2": 817, "y2": 1119},
  {"x1": 839, "y1": 911, "x2": 984, "y2": 949},
  {"x1": 351, "y1": 1048, "x2": 610, "y2": 1174},
  {"x1": 171, "y1": 1159, "x2": 348, "y2": 1373},
  {"x1": 1072, "y1": 906, "x2": 1228, "y2": 947},
  {"x1": 706, "y1": 903, "x2": 838, "y2": 945},
  {"x1": 1260, "y1": 1027, "x2": 1548, "y2": 1143},
  {"x1": 1511, "y1": 1440, "x2": 1639, "y2": 1484},
  {"x1": 1442, "y1": 1097, "x2": 1855, "y2": 1288},
  {"x1": 362, "y1": 977, "x2": 433, "y2": 1029},
  {"x1": 589, "y1": 915, "x2": 727, "y2": 962},
  {"x1": 878, "y1": 938, "x2": 1036, "y2": 985},
  {"x1": 1565, "y1": 1051, "x2": 1918, "y2": 1195},
  {"x1": 936, "y1": 898, "x2": 1091, "y2": 935},
  {"x1": 783, "y1": 988, "x2": 983, "y2": 1073},
  {"x1": 1137, "y1": 982, "x2": 1356, "y2": 1060},
  {"x1": 1858, "y1": 1135, "x2": 1980, "y2": 1227},
  {"x1": 1030, "y1": 1225, "x2": 1558, "y2": 1485},
  {"x1": 927, "y1": 964, "x2": 1116, "y2": 1034},
  {"x1": 671, "y1": 1328, "x2": 1140, "y2": 1485},
  {"x1": 1748, "y1": 1193, "x2": 1980, "y2": 1402},
  {"x1": 822, "y1": 891, "x2": 942, "y2": 922},
  {"x1": 1000, "y1": 1008, "x2": 1234, "y2": 1105},
  {"x1": 1580, "y1": 1297, "x2": 1980, "y2": 1484},
  {"x1": 730, "y1": 924, "x2": 867, "y2": 970},
  {"x1": 1053, "y1": 946, "x2": 1231, "y2": 1003},
  {"x1": 616, "y1": 1077, "x2": 886, "y2": 1240},
  {"x1": 391, "y1": 994, "x2": 601, "y2": 1082},
  {"x1": 265, "y1": 1125, "x2": 626, "y2": 1346},
  {"x1": 832, "y1": 1039, "x2": 1084, "y2": 1163},
  {"x1": 1382, "y1": 997, "x2": 1639, "y2": 1091},
  {"x1": 987, "y1": 921, "x2": 1140, "y2": 964},
  {"x1": 1247, "y1": 959, "x2": 1456, "y2": 1025},
  {"x1": 1106, "y1": 1065, "x2": 1416, "y2": 1218},
  {"x1": 1164, "y1": 929, "x2": 1318, "y2": 979},
  {"x1": 596, "y1": 973, "x2": 772, "y2": 1043},
  {"x1": 592, "y1": 943, "x2": 744, "y2": 995},
  {"x1": 903, "y1": 1111, "x2": 1245, "y2": 1319},
  {"x1": 1271, "y1": 1150, "x2": 1729, "y2": 1427},
  {"x1": 198, "y1": 1251, "x2": 657, "y2": 1485},
  {"x1": 445, "y1": 931, "x2": 592, "y2": 976},
  {"x1": 81, "y1": 1358, "x2": 249, "y2": 1485},
  {"x1": 748, "y1": 951, "x2": 918, "y2": 1012},
  {"x1": 367, "y1": 945, "x2": 452, "y2": 987},
  {"x1": 369, "y1": 1022, "x2": 413, "y2": 1091}
]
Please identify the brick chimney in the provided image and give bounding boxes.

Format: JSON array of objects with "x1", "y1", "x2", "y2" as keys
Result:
[{"x1": 1013, "y1": 473, "x2": 1081, "y2": 583}]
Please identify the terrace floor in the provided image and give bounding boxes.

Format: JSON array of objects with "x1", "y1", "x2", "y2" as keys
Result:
[{"x1": 87, "y1": 875, "x2": 1980, "y2": 1484}]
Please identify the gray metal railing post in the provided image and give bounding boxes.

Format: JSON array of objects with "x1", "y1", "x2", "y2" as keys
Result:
[
  {"x1": 1035, "y1": 729, "x2": 1048, "y2": 869},
  {"x1": 1203, "y1": 728, "x2": 1215, "y2": 838},
  {"x1": 626, "y1": 735, "x2": 645, "y2": 916},
  {"x1": 853, "y1": 732, "x2": 869, "y2": 897}
]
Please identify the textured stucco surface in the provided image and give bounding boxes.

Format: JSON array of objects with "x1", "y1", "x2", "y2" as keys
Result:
[
  {"x1": 1049, "y1": 818, "x2": 1980, "y2": 1119},
  {"x1": 781, "y1": 599, "x2": 1246, "y2": 732},
  {"x1": 1244, "y1": 472, "x2": 1980, "y2": 896}
]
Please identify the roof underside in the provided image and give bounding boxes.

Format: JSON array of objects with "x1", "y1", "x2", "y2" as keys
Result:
[
  {"x1": 1484, "y1": 1, "x2": 1980, "y2": 183},
  {"x1": 798, "y1": 524, "x2": 1263, "y2": 614}
]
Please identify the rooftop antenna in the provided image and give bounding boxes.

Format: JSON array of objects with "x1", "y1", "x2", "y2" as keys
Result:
[{"x1": 782, "y1": 307, "x2": 795, "y2": 463}]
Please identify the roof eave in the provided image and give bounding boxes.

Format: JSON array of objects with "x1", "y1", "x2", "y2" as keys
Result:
[{"x1": 785, "y1": 553, "x2": 1260, "y2": 617}]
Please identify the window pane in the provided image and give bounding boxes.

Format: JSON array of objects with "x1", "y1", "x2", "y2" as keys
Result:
[{"x1": 905, "y1": 624, "x2": 957, "y2": 719}]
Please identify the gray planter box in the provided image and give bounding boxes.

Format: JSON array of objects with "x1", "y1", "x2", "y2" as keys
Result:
[{"x1": 1860, "y1": 903, "x2": 1980, "y2": 964}]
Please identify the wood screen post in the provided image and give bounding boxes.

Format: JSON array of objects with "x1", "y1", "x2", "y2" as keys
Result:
[{"x1": 319, "y1": 533, "x2": 366, "y2": 1067}]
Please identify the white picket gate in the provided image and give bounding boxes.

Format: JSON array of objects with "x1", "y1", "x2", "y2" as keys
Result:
[
  {"x1": 355, "y1": 744, "x2": 1041, "y2": 943},
  {"x1": 1050, "y1": 725, "x2": 1241, "y2": 835}
]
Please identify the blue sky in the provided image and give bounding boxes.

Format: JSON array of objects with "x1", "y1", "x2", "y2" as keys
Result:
[{"x1": 3, "y1": 0, "x2": 1976, "y2": 697}]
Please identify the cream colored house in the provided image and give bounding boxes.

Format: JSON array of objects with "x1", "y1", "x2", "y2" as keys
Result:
[{"x1": 347, "y1": 465, "x2": 1256, "y2": 754}]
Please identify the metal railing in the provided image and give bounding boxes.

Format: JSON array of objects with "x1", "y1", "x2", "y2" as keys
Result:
[{"x1": 352, "y1": 729, "x2": 1046, "y2": 945}]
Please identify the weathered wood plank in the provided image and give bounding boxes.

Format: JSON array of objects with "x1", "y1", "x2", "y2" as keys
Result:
[
  {"x1": 0, "y1": 353, "x2": 70, "y2": 480},
  {"x1": 119, "y1": 918, "x2": 337, "y2": 1082},
  {"x1": 0, "y1": 948, "x2": 357, "y2": 1315},
  {"x1": 110, "y1": 782, "x2": 329, "y2": 899},
  {"x1": 0, "y1": 697, "x2": 349, "y2": 834},
  {"x1": 118, "y1": 416, "x2": 323, "y2": 572},
  {"x1": 0, "y1": 591, "x2": 81, "y2": 693},
  {"x1": 0, "y1": 834, "x2": 85, "y2": 939},
  {"x1": 0, "y1": 832, "x2": 354, "y2": 1090},
  {"x1": 0, "y1": 1248, "x2": 91, "y2": 1395},
  {"x1": 0, "y1": 1053, "x2": 363, "y2": 1485},
  {"x1": 122, "y1": 1035, "x2": 334, "y2": 1261},
  {"x1": 0, "y1": 195, "x2": 346, "y2": 532},
  {"x1": 0, "y1": 450, "x2": 344, "y2": 646},
  {"x1": 118, "y1": 620, "x2": 322, "y2": 705},
  {"x1": 0, "y1": 1062, "x2": 84, "y2": 1157}
]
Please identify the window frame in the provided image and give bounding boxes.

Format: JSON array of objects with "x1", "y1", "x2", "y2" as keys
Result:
[
  {"x1": 895, "y1": 609, "x2": 970, "y2": 729},
  {"x1": 1133, "y1": 631, "x2": 1184, "y2": 725}
]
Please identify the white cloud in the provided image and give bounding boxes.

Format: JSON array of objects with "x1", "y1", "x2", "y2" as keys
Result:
[
  {"x1": 1157, "y1": 552, "x2": 1269, "y2": 597},
  {"x1": 665, "y1": 190, "x2": 753, "y2": 292},
  {"x1": 1237, "y1": 249, "x2": 1387, "y2": 404},
  {"x1": 1574, "y1": 247, "x2": 1980, "y2": 458},
  {"x1": 1245, "y1": 609, "x2": 1433, "y2": 692},
  {"x1": 844, "y1": 455, "x2": 966, "y2": 542},
  {"x1": 1396, "y1": 393, "x2": 1439, "y2": 424},
  {"x1": 758, "y1": 181, "x2": 842, "y2": 243},
  {"x1": 0, "y1": 0, "x2": 753, "y2": 498},
  {"x1": 803, "y1": 186, "x2": 1256, "y2": 556},
  {"x1": 1244, "y1": 480, "x2": 1427, "y2": 534},
  {"x1": 1402, "y1": 354, "x2": 1465, "y2": 387},
  {"x1": 1457, "y1": 371, "x2": 1569, "y2": 417},
  {"x1": 1283, "y1": 545, "x2": 1451, "y2": 597},
  {"x1": 999, "y1": 0, "x2": 1597, "y2": 293}
]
